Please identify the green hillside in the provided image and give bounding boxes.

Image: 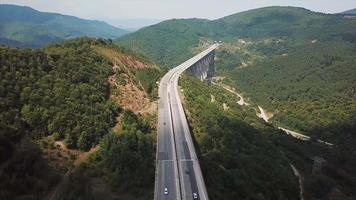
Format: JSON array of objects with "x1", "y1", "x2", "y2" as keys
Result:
[
  {"x1": 0, "y1": 38, "x2": 158, "y2": 199},
  {"x1": 118, "y1": 7, "x2": 356, "y2": 199},
  {"x1": 181, "y1": 75, "x2": 299, "y2": 199},
  {"x1": 118, "y1": 6, "x2": 356, "y2": 133},
  {"x1": 229, "y1": 39, "x2": 356, "y2": 132},
  {"x1": 118, "y1": 18, "x2": 212, "y2": 67},
  {"x1": 181, "y1": 75, "x2": 356, "y2": 200},
  {"x1": 0, "y1": 4, "x2": 128, "y2": 47},
  {"x1": 118, "y1": 7, "x2": 356, "y2": 66}
]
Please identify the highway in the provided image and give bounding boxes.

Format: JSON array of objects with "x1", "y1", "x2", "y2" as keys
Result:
[{"x1": 155, "y1": 44, "x2": 219, "y2": 200}]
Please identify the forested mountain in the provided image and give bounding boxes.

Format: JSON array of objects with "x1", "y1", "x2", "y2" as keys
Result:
[
  {"x1": 341, "y1": 8, "x2": 356, "y2": 15},
  {"x1": 118, "y1": 7, "x2": 356, "y2": 199},
  {"x1": 0, "y1": 38, "x2": 160, "y2": 199},
  {"x1": 118, "y1": 6, "x2": 356, "y2": 136},
  {"x1": 181, "y1": 75, "x2": 356, "y2": 200},
  {"x1": 0, "y1": 4, "x2": 128, "y2": 48},
  {"x1": 1, "y1": 4, "x2": 356, "y2": 200},
  {"x1": 181, "y1": 75, "x2": 299, "y2": 199},
  {"x1": 118, "y1": 7, "x2": 356, "y2": 66},
  {"x1": 118, "y1": 18, "x2": 212, "y2": 66}
]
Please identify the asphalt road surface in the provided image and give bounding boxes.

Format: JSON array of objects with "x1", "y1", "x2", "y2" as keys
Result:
[{"x1": 155, "y1": 44, "x2": 219, "y2": 200}]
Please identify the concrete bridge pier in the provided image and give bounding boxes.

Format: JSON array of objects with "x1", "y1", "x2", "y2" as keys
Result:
[{"x1": 186, "y1": 50, "x2": 215, "y2": 82}]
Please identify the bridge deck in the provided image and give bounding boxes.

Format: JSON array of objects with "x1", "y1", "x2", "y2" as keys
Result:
[{"x1": 155, "y1": 44, "x2": 219, "y2": 200}]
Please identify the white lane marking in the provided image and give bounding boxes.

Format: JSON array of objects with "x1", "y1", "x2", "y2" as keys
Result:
[
  {"x1": 161, "y1": 160, "x2": 175, "y2": 162},
  {"x1": 180, "y1": 159, "x2": 194, "y2": 162}
]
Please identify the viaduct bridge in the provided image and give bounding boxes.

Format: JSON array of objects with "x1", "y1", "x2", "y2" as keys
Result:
[{"x1": 155, "y1": 44, "x2": 218, "y2": 200}]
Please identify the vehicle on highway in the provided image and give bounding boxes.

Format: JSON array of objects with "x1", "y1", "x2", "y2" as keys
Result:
[
  {"x1": 164, "y1": 187, "x2": 168, "y2": 195},
  {"x1": 193, "y1": 192, "x2": 198, "y2": 199}
]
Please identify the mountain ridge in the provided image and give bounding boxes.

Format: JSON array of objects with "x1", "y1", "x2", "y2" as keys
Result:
[
  {"x1": 117, "y1": 5, "x2": 356, "y2": 135},
  {"x1": 0, "y1": 4, "x2": 129, "y2": 47},
  {"x1": 118, "y1": 6, "x2": 352, "y2": 66},
  {"x1": 341, "y1": 8, "x2": 356, "y2": 15}
]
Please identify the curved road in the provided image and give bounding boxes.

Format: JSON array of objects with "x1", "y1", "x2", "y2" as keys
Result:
[{"x1": 155, "y1": 44, "x2": 219, "y2": 200}]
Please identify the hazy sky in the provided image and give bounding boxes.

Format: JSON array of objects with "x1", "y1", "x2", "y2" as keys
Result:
[{"x1": 2, "y1": 0, "x2": 356, "y2": 20}]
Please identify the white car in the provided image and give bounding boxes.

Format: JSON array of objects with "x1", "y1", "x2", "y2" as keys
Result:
[
  {"x1": 164, "y1": 187, "x2": 168, "y2": 195},
  {"x1": 193, "y1": 192, "x2": 198, "y2": 199}
]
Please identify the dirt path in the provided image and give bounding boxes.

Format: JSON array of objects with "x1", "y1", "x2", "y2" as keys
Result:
[
  {"x1": 48, "y1": 170, "x2": 70, "y2": 200},
  {"x1": 212, "y1": 80, "x2": 333, "y2": 145},
  {"x1": 290, "y1": 164, "x2": 304, "y2": 200},
  {"x1": 257, "y1": 106, "x2": 271, "y2": 122},
  {"x1": 211, "y1": 81, "x2": 249, "y2": 106},
  {"x1": 279, "y1": 127, "x2": 333, "y2": 146}
]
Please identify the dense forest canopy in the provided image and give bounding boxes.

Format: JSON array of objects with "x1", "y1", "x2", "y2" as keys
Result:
[
  {"x1": 231, "y1": 40, "x2": 356, "y2": 131},
  {"x1": 181, "y1": 75, "x2": 356, "y2": 199},
  {"x1": 58, "y1": 110, "x2": 156, "y2": 200},
  {"x1": 0, "y1": 38, "x2": 158, "y2": 199},
  {"x1": 1, "y1": 38, "x2": 119, "y2": 150},
  {"x1": 180, "y1": 75, "x2": 299, "y2": 200}
]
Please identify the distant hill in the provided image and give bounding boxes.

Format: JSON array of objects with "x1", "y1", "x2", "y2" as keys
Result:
[
  {"x1": 341, "y1": 8, "x2": 356, "y2": 15},
  {"x1": 119, "y1": 6, "x2": 356, "y2": 66},
  {"x1": 0, "y1": 4, "x2": 128, "y2": 47},
  {"x1": 118, "y1": 18, "x2": 212, "y2": 66},
  {"x1": 100, "y1": 18, "x2": 164, "y2": 31}
]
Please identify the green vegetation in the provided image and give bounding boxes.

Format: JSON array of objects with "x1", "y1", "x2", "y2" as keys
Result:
[
  {"x1": 1, "y1": 38, "x2": 120, "y2": 151},
  {"x1": 229, "y1": 40, "x2": 356, "y2": 132},
  {"x1": 118, "y1": 18, "x2": 212, "y2": 67},
  {"x1": 95, "y1": 110, "x2": 155, "y2": 189},
  {"x1": 133, "y1": 68, "x2": 166, "y2": 98},
  {"x1": 119, "y1": 7, "x2": 356, "y2": 67},
  {"x1": 341, "y1": 8, "x2": 356, "y2": 15},
  {"x1": 270, "y1": 117, "x2": 356, "y2": 199},
  {"x1": 182, "y1": 75, "x2": 356, "y2": 199},
  {"x1": 0, "y1": 4, "x2": 128, "y2": 48},
  {"x1": 119, "y1": 7, "x2": 356, "y2": 198},
  {"x1": 181, "y1": 75, "x2": 299, "y2": 200},
  {"x1": 119, "y1": 5, "x2": 356, "y2": 136},
  {"x1": 0, "y1": 134, "x2": 60, "y2": 199},
  {"x1": 0, "y1": 37, "x2": 119, "y2": 198},
  {"x1": 58, "y1": 110, "x2": 155, "y2": 200},
  {"x1": 0, "y1": 38, "x2": 158, "y2": 199}
]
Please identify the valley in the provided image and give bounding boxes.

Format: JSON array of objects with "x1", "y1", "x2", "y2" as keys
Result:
[
  {"x1": 1, "y1": 3, "x2": 356, "y2": 200},
  {"x1": 118, "y1": 6, "x2": 356, "y2": 200}
]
